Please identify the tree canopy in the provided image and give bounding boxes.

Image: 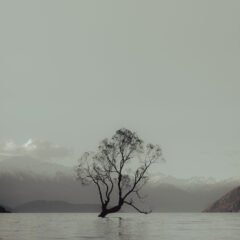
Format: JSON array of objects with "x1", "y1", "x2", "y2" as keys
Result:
[{"x1": 77, "y1": 128, "x2": 163, "y2": 217}]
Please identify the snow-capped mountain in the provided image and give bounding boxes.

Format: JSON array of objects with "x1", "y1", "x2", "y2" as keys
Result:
[{"x1": 149, "y1": 173, "x2": 240, "y2": 190}]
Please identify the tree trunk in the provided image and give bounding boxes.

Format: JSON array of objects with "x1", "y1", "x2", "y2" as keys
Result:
[
  {"x1": 98, "y1": 210, "x2": 108, "y2": 218},
  {"x1": 98, "y1": 204, "x2": 122, "y2": 218}
]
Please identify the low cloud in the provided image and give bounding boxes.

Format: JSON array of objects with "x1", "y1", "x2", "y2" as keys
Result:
[{"x1": 0, "y1": 139, "x2": 72, "y2": 161}]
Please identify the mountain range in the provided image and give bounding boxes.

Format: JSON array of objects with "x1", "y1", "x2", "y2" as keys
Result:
[{"x1": 0, "y1": 156, "x2": 239, "y2": 212}]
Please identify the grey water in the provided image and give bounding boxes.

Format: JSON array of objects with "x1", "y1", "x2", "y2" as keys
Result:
[{"x1": 0, "y1": 213, "x2": 239, "y2": 240}]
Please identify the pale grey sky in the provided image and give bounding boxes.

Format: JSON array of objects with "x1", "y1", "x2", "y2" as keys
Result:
[{"x1": 0, "y1": 0, "x2": 240, "y2": 179}]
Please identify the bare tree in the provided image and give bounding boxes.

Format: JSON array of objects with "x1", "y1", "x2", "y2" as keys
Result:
[{"x1": 77, "y1": 128, "x2": 163, "y2": 218}]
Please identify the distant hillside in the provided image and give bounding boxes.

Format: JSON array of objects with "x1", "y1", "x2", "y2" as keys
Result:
[
  {"x1": 146, "y1": 183, "x2": 203, "y2": 212},
  {"x1": 204, "y1": 186, "x2": 240, "y2": 212},
  {"x1": 0, "y1": 205, "x2": 10, "y2": 213},
  {"x1": 14, "y1": 200, "x2": 100, "y2": 213}
]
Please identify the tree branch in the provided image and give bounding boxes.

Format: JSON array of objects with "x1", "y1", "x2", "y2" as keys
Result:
[
  {"x1": 124, "y1": 200, "x2": 151, "y2": 214},
  {"x1": 122, "y1": 160, "x2": 152, "y2": 200}
]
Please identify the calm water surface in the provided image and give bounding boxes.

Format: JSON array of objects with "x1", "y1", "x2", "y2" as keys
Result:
[{"x1": 0, "y1": 213, "x2": 239, "y2": 240}]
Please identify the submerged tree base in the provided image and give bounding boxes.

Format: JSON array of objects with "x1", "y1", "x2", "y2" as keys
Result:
[
  {"x1": 98, "y1": 211, "x2": 108, "y2": 218},
  {"x1": 98, "y1": 205, "x2": 122, "y2": 218},
  {"x1": 98, "y1": 203, "x2": 151, "y2": 218}
]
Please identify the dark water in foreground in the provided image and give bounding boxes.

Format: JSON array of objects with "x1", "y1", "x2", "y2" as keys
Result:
[{"x1": 0, "y1": 213, "x2": 239, "y2": 240}]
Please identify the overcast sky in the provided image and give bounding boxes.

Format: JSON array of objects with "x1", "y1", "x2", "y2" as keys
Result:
[{"x1": 0, "y1": 0, "x2": 240, "y2": 180}]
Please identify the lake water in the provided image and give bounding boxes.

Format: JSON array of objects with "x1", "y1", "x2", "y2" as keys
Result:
[{"x1": 0, "y1": 213, "x2": 239, "y2": 240}]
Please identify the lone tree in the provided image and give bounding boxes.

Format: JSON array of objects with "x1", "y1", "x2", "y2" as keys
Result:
[{"x1": 77, "y1": 128, "x2": 163, "y2": 218}]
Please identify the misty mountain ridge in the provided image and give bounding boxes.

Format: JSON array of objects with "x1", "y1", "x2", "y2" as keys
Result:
[
  {"x1": 0, "y1": 155, "x2": 74, "y2": 178},
  {"x1": 1, "y1": 155, "x2": 240, "y2": 212},
  {"x1": 1, "y1": 155, "x2": 239, "y2": 186}
]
